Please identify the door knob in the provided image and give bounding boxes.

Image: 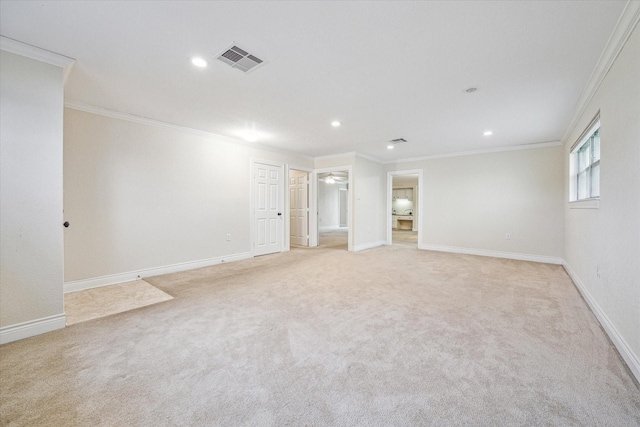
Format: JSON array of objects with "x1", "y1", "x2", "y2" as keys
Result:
[
  {"x1": 277, "y1": 212, "x2": 282, "y2": 216},
  {"x1": 63, "y1": 221, "x2": 70, "y2": 228}
]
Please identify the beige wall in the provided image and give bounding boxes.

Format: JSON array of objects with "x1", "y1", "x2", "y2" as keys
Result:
[
  {"x1": 563, "y1": 24, "x2": 640, "y2": 376},
  {"x1": 387, "y1": 144, "x2": 565, "y2": 261},
  {"x1": 64, "y1": 108, "x2": 312, "y2": 283},
  {"x1": 0, "y1": 51, "x2": 65, "y2": 336}
]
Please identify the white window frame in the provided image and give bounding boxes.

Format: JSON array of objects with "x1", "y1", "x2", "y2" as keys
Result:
[{"x1": 569, "y1": 115, "x2": 600, "y2": 208}]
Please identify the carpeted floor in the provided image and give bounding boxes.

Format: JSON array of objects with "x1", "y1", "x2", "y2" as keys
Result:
[
  {"x1": 319, "y1": 227, "x2": 348, "y2": 250},
  {"x1": 1, "y1": 245, "x2": 639, "y2": 426},
  {"x1": 64, "y1": 279, "x2": 173, "y2": 325},
  {"x1": 393, "y1": 229, "x2": 418, "y2": 247}
]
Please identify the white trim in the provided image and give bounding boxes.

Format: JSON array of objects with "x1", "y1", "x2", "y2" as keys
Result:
[
  {"x1": 355, "y1": 152, "x2": 383, "y2": 164},
  {"x1": 1, "y1": 36, "x2": 76, "y2": 85},
  {"x1": 313, "y1": 152, "x2": 357, "y2": 163},
  {"x1": 0, "y1": 36, "x2": 75, "y2": 68},
  {"x1": 0, "y1": 314, "x2": 66, "y2": 345},
  {"x1": 390, "y1": 141, "x2": 562, "y2": 164},
  {"x1": 562, "y1": 261, "x2": 640, "y2": 383},
  {"x1": 569, "y1": 199, "x2": 600, "y2": 209},
  {"x1": 570, "y1": 114, "x2": 600, "y2": 153},
  {"x1": 419, "y1": 244, "x2": 563, "y2": 265},
  {"x1": 561, "y1": 1, "x2": 640, "y2": 143},
  {"x1": 64, "y1": 100, "x2": 566, "y2": 168},
  {"x1": 64, "y1": 252, "x2": 251, "y2": 293},
  {"x1": 313, "y1": 142, "x2": 563, "y2": 166},
  {"x1": 64, "y1": 101, "x2": 313, "y2": 162},
  {"x1": 353, "y1": 240, "x2": 386, "y2": 252}
]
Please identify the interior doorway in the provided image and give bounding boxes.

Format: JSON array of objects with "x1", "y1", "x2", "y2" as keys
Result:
[
  {"x1": 317, "y1": 170, "x2": 349, "y2": 250},
  {"x1": 387, "y1": 170, "x2": 422, "y2": 248}
]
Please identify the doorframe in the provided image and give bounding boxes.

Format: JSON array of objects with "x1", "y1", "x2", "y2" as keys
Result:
[
  {"x1": 311, "y1": 165, "x2": 353, "y2": 251},
  {"x1": 285, "y1": 164, "x2": 313, "y2": 252},
  {"x1": 250, "y1": 158, "x2": 285, "y2": 257},
  {"x1": 387, "y1": 169, "x2": 423, "y2": 246}
]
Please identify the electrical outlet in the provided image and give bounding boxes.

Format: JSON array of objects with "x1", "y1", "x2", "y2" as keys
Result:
[
  {"x1": 505, "y1": 233, "x2": 511, "y2": 240},
  {"x1": 226, "y1": 234, "x2": 231, "y2": 241}
]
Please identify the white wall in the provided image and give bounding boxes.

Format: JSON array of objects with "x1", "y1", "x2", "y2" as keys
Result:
[
  {"x1": 563, "y1": 24, "x2": 640, "y2": 379},
  {"x1": 353, "y1": 156, "x2": 387, "y2": 250},
  {"x1": 318, "y1": 180, "x2": 346, "y2": 228},
  {"x1": 392, "y1": 145, "x2": 565, "y2": 262},
  {"x1": 0, "y1": 51, "x2": 65, "y2": 340},
  {"x1": 63, "y1": 108, "x2": 312, "y2": 285}
]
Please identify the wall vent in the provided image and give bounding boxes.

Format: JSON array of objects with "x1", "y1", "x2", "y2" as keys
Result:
[{"x1": 216, "y1": 44, "x2": 266, "y2": 73}]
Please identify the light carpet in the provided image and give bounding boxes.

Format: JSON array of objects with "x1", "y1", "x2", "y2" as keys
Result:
[
  {"x1": 1, "y1": 245, "x2": 639, "y2": 426},
  {"x1": 393, "y1": 230, "x2": 418, "y2": 247},
  {"x1": 319, "y1": 227, "x2": 348, "y2": 250},
  {"x1": 64, "y1": 279, "x2": 174, "y2": 326}
]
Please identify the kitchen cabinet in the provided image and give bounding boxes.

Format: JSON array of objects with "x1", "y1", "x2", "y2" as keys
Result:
[
  {"x1": 393, "y1": 188, "x2": 413, "y2": 201},
  {"x1": 392, "y1": 215, "x2": 413, "y2": 230}
]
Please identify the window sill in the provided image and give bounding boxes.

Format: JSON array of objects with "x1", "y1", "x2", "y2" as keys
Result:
[{"x1": 569, "y1": 199, "x2": 600, "y2": 209}]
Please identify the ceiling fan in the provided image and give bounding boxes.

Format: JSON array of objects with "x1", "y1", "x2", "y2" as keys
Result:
[{"x1": 322, "y1": 172, "x2": 346, "y2": 184}]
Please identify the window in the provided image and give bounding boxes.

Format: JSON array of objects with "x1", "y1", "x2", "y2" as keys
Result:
[{"x1": 570, "y1": 116, "x2": 600, "y2": 202}]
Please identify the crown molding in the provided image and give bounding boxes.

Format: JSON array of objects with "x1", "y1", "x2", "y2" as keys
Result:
[
  {"x1": 313, "y1": 151, "x2": 358, "y2": 162},
  {"x1": 385, "y1": 140, "x2": 562, "y2": 164},
  {"x1": 355, "y1": 152, "x2": 384, "y2": 164},
  {"x1": 0, "y1": 36, "x2": 76, "y2": 84},
  {"x1": 315, "y1": 141, "x2": 562, "y2": 166},
  {"x1": 64, "y1": 101, "x2": 313, "y2": 161},
  {"x1": 62, "y1": 103, "x2": 563, "y2": 166},
  {"x1": 561, "y1": 0, "x2": 640, "y2": 143}
]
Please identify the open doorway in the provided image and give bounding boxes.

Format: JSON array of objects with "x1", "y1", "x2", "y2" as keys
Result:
[
  {"x1": 318, "y1": 170, "x2": 349, "y2": 250},
  {"x1": 387, "y1": 170, "x2": 422, "y2": 248}
]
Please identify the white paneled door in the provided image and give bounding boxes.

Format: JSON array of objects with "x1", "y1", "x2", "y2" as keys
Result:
[
  {"x1": 254, "y1": 162, "x2": 284, "y2": 256},
  {"x1": 290, "y1": 172, "x2": 309, "y2": 246}
]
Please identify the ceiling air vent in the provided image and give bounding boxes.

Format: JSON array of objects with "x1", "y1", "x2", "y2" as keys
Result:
[{"x1": 217, "y1": 44, "x2": 266, "y2": 73}]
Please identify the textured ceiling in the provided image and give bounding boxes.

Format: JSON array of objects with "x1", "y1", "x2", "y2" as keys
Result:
[{"x1": 0, "y1": 1, "x2": 628, "y2": 161}]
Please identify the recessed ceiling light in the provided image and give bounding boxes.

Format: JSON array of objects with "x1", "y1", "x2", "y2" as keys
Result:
[
  {"x1": 331, "y1": 121, "x2": 341, "y2": 127},
  {"x1": 483, "y1": 130, "x2": 493, "y2": 136},
  {"x1": 463, "y1": 87, "x2": 479, "y2": 93},
  {"x1": 191, "y1": 57, "x2": 208, "y2": 68},
  {"x1": 387, "y1": 144, "x2": 394, "y2": 150},
  {"x1": 244, "y1": 131, "x2": 258, "y2": 142}
]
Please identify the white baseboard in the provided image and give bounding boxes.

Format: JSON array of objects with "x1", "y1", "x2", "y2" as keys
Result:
[
  {"x1": 353, "y1": 240, "x2": 386, "y2": 252},
  {"x1": 419, "y1": 244, "x2": 563, "y2": 265},
  {"x1": 562, "y1": 262, "x2": 640, "y2": 383},
  {"x1": 0, "y1": 313, "x2": 66, "y2": 345},
  {"x1": 64, "y1": 252, "x2": 252, "y2": 293}
]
